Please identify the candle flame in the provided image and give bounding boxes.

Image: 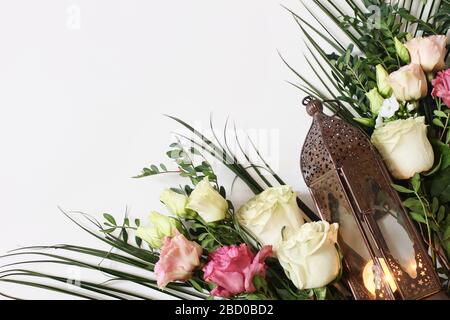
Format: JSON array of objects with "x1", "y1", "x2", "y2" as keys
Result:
[{"x1": 363, "y1": 258, "x2": 398, "y2": 296}]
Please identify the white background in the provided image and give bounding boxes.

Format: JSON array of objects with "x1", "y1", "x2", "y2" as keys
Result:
[{"x1": 0, "y1": 0, "x2": 336, "y2": 299}]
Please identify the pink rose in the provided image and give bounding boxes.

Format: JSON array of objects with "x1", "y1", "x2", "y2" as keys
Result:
[
  {"x1": 389, "y1": 64, "x2": 428, "y2": 101},
  {"x1": 155, "y1": 230, "x2": 203, "y2": 288},
  {"x1": 432, "y1": 69, "x2": 450, "y2": 107},
  {"x1": 405, "y1": 35, "x2": 448, "y2": 73},
  {"x1": 202, "y1": 244, "x2": 273, "y2": 298}
]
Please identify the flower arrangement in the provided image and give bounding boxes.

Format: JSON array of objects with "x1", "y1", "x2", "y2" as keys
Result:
[
  {"x1": 0, "y1": 125, "x2": 344, "y2": 300},
  {"x1": 0, "y1": 0, "x2": 449, "y2": 300}
]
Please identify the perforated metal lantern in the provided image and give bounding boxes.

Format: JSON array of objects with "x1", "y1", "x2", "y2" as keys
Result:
[{"x1": 300, "y1": 97, "x2": 442, "y2": 300}]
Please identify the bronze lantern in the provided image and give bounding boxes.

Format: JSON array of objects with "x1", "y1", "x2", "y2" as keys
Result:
[{"x1": 300, "y1": 97, "x2": 442, "y2": 300}]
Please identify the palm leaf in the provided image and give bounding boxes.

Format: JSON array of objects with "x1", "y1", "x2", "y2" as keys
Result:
[
  {"x1": 0, "y1": 270, "x2": 148, "y2": 300},
  {"x1": 303, "y1": 0, "x2": 364, "y2": 51},
  {"x1": 282, "y1": 5, "x2": 345, "y2": 54}
]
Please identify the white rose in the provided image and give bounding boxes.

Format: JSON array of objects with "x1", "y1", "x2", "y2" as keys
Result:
[
  {"x1": 237, "y1": 186, "x2": 304, "y2": 247},
  {"x1": 388, "y1": 64, "x2": 428, "y2": 101},
  {"x1": 275, "y1": 221, "x2": 340, "y2": 290},
  {"x1": 371, "y1": 117, "x2": 434, "y2": 180},
  {"x1": 405, "y1": 35, "x2": 448, "y2": 73},
  {"x1": 186, "y1": 177, "x2": 228, "y2": 223},
  {"x1": 160, "y1": 189, "x2": 188, "y2": 217}
]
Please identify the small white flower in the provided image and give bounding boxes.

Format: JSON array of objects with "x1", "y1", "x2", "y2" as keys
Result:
[
  {"x1": 375, "y1": 96, "x2": 400, "y2": 129},
  {"x1": 379, "y1": 96, "x2": 400, "y2": 118}
]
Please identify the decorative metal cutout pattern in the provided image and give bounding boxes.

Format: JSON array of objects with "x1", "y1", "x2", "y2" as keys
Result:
[
  {"x1": 301, "y1": 116, "x2": 335, "y2": 186},
  {"x1": 301, "y1": 112, "x2": 372, "y2": 185},
  {"x1": 348, "y1": 276, "x2": 374, "y2": 300},
  {"x1": 386, "y1": 247, "x2": 437, "y2": 300}
]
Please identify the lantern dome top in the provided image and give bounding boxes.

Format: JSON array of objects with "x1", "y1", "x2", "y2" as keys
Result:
[
  {"x1": 303, "y1": 96, "x2": 324, "y2": 116},
  {"x1": 300, "y1": 97, "x2": 372, "y2": 186}
]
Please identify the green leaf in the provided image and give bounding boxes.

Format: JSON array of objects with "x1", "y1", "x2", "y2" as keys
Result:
[
  {"x1": 122, "y1": 229, "x2": 129, "y2": 243},
  {"x1": 411, "y1": 174, "x2": 421, "y2": 193},
  {"x1": 135, "y1": 236, "x2": 142, "y2": 247},
  {"x1": 188, "y1": 280, "x2": 205, "y2": 293},
  {"x1": 410, "y1": 212, "x2": 427, "y2": 224},
  {"x1": 198, "y1": 233, "x2": 208, "y2": 241},
  {"x1": 434, "y1": 110, "x2": 448, "y2": 118},
  {"x1": 403, "y1": 198, "x2": 423, "y2": 213},
  {"x1": 444, "y1": 225, "x2": 450, "y2": 241},
  {"x1": 392, "y1": 184, "x2": 415, "y2": 194},
  {"x1": 438, "y1": 142, "x2": 450, "y2": 170},
  {"x1": 101, "y1": 228, "x2": 116, "y2": 234},
  {"x1": 430, "y1": 166, "x2": 450, "y2": 203},
  {"x1": 424, "y1": 155, "x2": 443, "y2": 176},
  {"x1": 354, "y1": 117, "x2": 375, "y2": 127},
  {"x1": 433, "y1": 118, "x2": 445, "y2": 128},
  {"x1": 437, "y1": 206, "x2": 446, "y2": 224},
  {"x1": 103, "y1": 214, "x2": 116, "y2": 226},
  {"x1": 313, "y1": 287, "x2": 327, "y2": 300},
  {"x1": 432, "y1": 198, "x2": 439, "y2": 214},
  {"x1": 253, "y1": 276, "x2": 268, "y2": 292}
]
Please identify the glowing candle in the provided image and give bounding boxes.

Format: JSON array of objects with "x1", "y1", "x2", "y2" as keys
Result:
[{"x1": 363, "y1": 259, "x2": 398, "y2": 296}]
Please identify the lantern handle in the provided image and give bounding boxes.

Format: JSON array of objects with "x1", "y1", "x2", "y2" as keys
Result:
[
  {"x1": 302, "y1": 96, "x2": 342, "y2": 117},
  {"x1": 302, "y1": 95, "x2": 315, "y2": 106}
]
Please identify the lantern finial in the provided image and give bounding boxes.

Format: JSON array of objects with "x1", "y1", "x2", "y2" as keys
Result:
[{"x1": 302, "y1": 96, "x2": 323, "y2": 116}]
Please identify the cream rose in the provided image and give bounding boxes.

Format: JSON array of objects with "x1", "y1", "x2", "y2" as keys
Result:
[
  {"x1": 405, "y1": 35, "x2": 448, "y2": 73},
  {"x1": 275, "y1": 221, "x2": 340, "y2": 290},
  {"x1": 186, "y1": 177, "x2": 228, "y2": 223},
  {"x1": 136, "y1": 212, "x2": 180, "y2": 249},
  {"x1": 160, "y1": 189, "x2": 188, "y2": 217},
  {"x1": 388, "y1": 64, "x2": 428, "y2": 101},
  {"x1": 237, "y1": 186, "x2": 304, "y2": 247},
  {"x1": 371, "y1": 117, "x2": 434, "y2": 180}
]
